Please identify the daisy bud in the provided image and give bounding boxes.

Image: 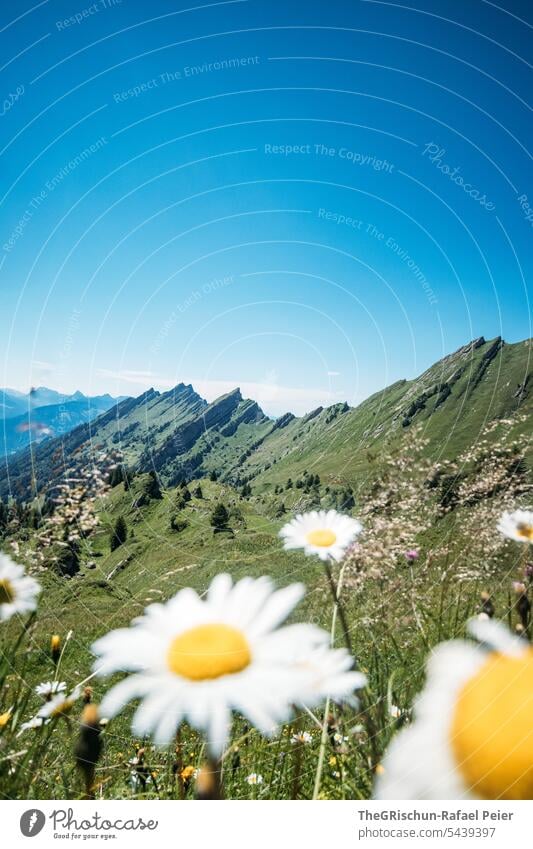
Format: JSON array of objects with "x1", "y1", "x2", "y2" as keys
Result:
[
  {"x1": 83, "y1": 686, "x2": 93, "y2": 704},
  {"x1": 516, "y1": 593, "x2": 531, "y2": 633},
  {"x1": 480, "y1": 591, "x2": 494, "y2": 618},
  {"x1": 0, "y1": 708, "x2": 13, "y2": 728},
  {"x1": 75, "y1": 704, "x2": 102, "y2": 799},
  {"x1": 50, "y1": 635, "x2": 61, "y2": 664},
  {"x1": 195, "y1": 761, "x2": 222, "y2": 800},
  {"x1": 231, "y1": 748, "x2": 241, "y2": 775}
]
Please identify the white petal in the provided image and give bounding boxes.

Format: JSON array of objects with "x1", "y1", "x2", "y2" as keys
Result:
[
  {"x1": 206, "y1": 701, "x2": 231, "y2": 756},
  {"x1": 131, "y1": 687, "x2": 176, "y2": 737},
  {"x1": 247, "y1": 583, "x2": 304, "y2": 637},
  {"x1": 99, "y1": 674, "x2": 153, "y2": 718},
  {"x1": 468, "y1": 617, "x2": 527, "y2": 657}
]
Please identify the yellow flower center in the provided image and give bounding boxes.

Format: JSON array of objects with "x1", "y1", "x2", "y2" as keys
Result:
[
  {"x1": 451, "y1": 649, "x2": 533, "y2": 799},
  {"x1": 167, "y1": 624, "x2": 251, "y2": 680},
  {"x1": 306, "y1": 529, "x2": 337, "y2": 547},
  {"x1": 0, "y1": 579, "x2": 15, "y2": 605},
  {"x1": 517, "y1": 523, "x2": 533, "y2": 541}
]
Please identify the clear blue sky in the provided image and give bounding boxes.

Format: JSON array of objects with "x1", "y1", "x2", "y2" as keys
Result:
[{"x1": 1, "y1": 0, "x2": 531, "y2": 414}]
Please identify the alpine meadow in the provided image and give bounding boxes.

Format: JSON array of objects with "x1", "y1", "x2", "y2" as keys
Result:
[{"x1": 1, "y1": 335, "x2": 532, "y2": 800}]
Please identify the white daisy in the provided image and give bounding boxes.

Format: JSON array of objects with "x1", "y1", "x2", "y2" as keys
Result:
[
  {"x1": 19, "y1": 716, "x2": 48, "y2": 732},
  {"x1": 498, "y1": 508, "x2": 533, "y2": 543},
  {"x1": 279, "y1": 510, "x2": 362, "y2": 561},
  {"x1": 37, "y1": 686, "x2": 82, "y2": 720},
  {"x1": 291, "y1": 730, "x2": 313, "y2": 745},
  {"x1": 245, "y1": 772, "x2": 263, "y2": 785},
  {"x1": 35, "y1": 681, "x2": 67, "y2": 700},
  {"x1": 374, "y1": 619, "x2": 533, "y2": 800},
  {"x1": 0, "y1": 553, "x2": 40, "y2": 622},
  {"x1": 92, "y1": 574, "x2": 365, "y2": 755},
  {"x1": 333, "y1": 732, "x2": 349, "y2": 744},
  {"x1": 389, "y1": 704, "x2": 402, "y2": 719}
]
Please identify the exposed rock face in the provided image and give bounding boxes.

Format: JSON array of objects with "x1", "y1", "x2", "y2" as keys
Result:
[
  {"x1": 220, "y1": 399, "x2": 267, "y2": 437},
  {"x1": 272, "y1": 412, "x2": 295, "y2": 431},
  {"x1": 302, "y1": 407, "x2": 323, "y2": 424}
]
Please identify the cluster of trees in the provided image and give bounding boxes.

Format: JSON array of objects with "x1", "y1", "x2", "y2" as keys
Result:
[
  {"x1": 167, "y1": 481, "x2": 203, "y2": 531},
  {"x1": 282, "y1": 471, "x2": 321, "y2": 492},
  {"x1": 210, "y1": 503, "x2": 230, "y2": 532}
]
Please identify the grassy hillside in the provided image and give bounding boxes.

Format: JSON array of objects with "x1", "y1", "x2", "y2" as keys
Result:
[{"x1": 1, "y1": 337, "x2": 531, "y2": 506}]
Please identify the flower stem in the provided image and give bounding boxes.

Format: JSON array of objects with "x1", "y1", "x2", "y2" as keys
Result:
[
  {"x1": 313, "y1": 561, "x2": 347, "y2": 799},
  {"x1": 291, "y1": 711, "x2": 304, "y2": 800}
]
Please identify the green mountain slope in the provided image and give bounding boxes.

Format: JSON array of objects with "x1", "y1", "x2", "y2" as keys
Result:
[
  {"x1": 0, "y1": 383, "x2": 269, "y2": 499},
  {"x1": 1, "y1": 336, "x2": 531, "y2": 502},
  {"x1": 231, "y1": 336, "x2": 532, "y2": 492}
]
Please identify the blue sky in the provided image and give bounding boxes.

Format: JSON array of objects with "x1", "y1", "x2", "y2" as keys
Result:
[{"x1": 0, "y1": 0, "x2": 531, "y2": 415}]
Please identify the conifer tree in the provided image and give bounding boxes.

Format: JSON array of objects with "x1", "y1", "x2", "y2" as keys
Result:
[
  {"x1": 110, "y1": 515, "x2": 127, "y2": 551},
  {"x1": 210, "y1": 503, "x2": 229, "y2": 531}
]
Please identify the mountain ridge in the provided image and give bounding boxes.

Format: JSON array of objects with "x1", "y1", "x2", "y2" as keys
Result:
[
  {"x1": 0, "y1": 389, "x2": 124, "y2": 457},
  {"x1": 0, "y1": 335, "x2": 531, "y2": 501}
]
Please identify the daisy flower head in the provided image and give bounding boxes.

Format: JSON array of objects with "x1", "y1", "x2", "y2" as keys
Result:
[
  {"x1": 374, "y1": 619, "x2": 533, "y2": 800},
  {"x1": 279, "y1": 510, "x2": 362, "y2": 561},
  {"x1": 35, "y1": 681, "x2": 67, "y2": 700},
  {"x1": 245, "y1": 773, "x2": 263, "y2": 785},
  {"x1": 0, "y1": 553, "x2": 40, "y2": 623},
  {"x1": 37, "y1": 686, "x2": 82, "y2": 721},
  {"x1": 19, "y1": 716, "x2": 48, "y2": 732},
  {"x1": 333, "y1": 732, "x2": 348, "y2": 745},
  {"x1": 92, "y1": 574, "x2": 365, "y2": 756},
  {"x1": 498, "y1": 508, "x2": 533, "y2": 544},
  {"x1": 291, "y1": 730, "x2": 313, "y2": 745}
]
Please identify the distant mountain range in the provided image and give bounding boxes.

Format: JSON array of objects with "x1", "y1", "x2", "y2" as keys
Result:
[
  {"x1": 1, "y1": 336, "x2": 531, "y2": 501},
  {"x1": 0, "y1": 388, "x2": 122, "y2": 457}
]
